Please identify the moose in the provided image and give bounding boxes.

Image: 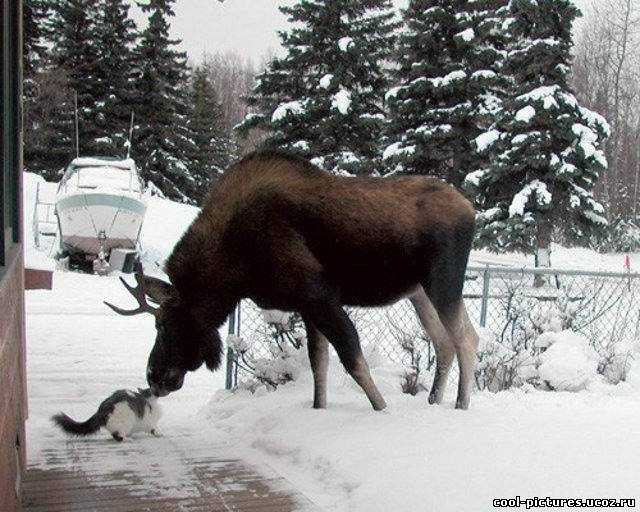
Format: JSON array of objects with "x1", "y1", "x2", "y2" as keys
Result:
[{"x1": 106, "y1": 150, "x2": 479, "y2": 410}]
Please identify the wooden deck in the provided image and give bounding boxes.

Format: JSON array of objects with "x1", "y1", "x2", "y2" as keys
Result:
[{"x1": 22, "y1": 435, "x2": 321, "y2": 512}]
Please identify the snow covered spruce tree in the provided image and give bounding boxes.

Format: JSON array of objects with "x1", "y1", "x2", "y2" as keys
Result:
[
  {"x1": 23, "y1": 0, "x2": 63, "y2": 177},
  {"x1": 92, "y1": 0, "x2": 139, "y2": 155},
  {"x1": 133, "y1": 0, "x2": 199, "y2": 203},
  {"x1": 384, "y1": 0, "x2": 509, "y2": 185},
  {"x1": 187, "y1": 66, "x2": 236, "y2": 204},
  {"x1": 464, "y1": 0, "x2": 609, "y2": 264},
  {"x1": 24, "y1": 0, "x2": 140, "y2": 173},
  {"x1": 237, "y1": 0, "x2": 398, "y2": 175},
  {"x1": 46, "y1": 0, "x2": 102, "y2": 162},
  {"x1": 23, "y1": 0, "x2": 52, "y2": 77}
]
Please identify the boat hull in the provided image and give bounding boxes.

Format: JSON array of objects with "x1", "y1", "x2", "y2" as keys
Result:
[{"x1": 56, "y1": 192, "x2": 146, "y2": 257}]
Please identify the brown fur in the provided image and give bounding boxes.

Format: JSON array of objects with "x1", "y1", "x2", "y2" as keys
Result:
[{"x1": 141, "y1": 150, "x2": 478, "y2": 410}]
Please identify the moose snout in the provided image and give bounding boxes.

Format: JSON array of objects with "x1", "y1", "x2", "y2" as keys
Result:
[{"x1": 147, "y1": 367, "x2": 185, "y2": 397}]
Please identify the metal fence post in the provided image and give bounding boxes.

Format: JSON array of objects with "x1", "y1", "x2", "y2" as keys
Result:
[
  {"x1": 224, "y1": 304, "x2": 238, "y2": 390},
  {"x1": 479, "y1": 266, "x2": 491, "y2": 328}
]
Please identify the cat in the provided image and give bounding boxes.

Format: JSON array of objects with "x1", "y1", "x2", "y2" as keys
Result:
[{"x1": 52, "y1": 388, "x2": 162, "y2": 442}]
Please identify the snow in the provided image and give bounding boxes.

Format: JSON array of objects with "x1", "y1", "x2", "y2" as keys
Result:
[
  {"x1": 474, "y1": 129, "x2": 501, "y2": 152},
  {"x1": 331, "y1": 89, "x2": 352, "y2": 115},
  {"x1": 470, "y1": 244, "x2": 640, "y2": 272},
  {"x1": 537, "y1": 331, "x2": 599, "y2": 391},
  {"x1": 385, "y1": 86, "x2": 402, "y2": 102},
  {"x1": 382, "y1": 141, "x2": 416, "y2": 160},
  {"x1": 58, "y1": 165, "x2": 143, "y2": 195},
  {"x1": 515, "y1": 105, "x2": 536, "y2": 123},
  {"x1": 508, "y1": 180, "x2": 552, "y2": 217},
  {"x1": 428, "y1": 70, "x2": 466, "y2": 88},
  {"x1": 512, "y1": 131, "x2": 540, "y2": 145},
  {"x1": 202, "y1": 366, "x2": 640, "y2": 511},
  {"x1": 471, "y1": 70, "x2": 497, "y2": 80},
  {"x1": 138, "y1": 195, "x2": 199, "y2": 270},
  {"x1": 464, "y1": 169, "x2": 486, "y2": 188},
  {"x1": 572, "y1": 122, "x2": 606, "y2": 166},
  {"x1": 23, "y1": 173, "x2": 57, "y2": 271},
  {"x1": 580, "y1": 106, "x2": 611, "y2": 138},
  {"x1": 25, "y1": 272, "x2": 228, "y2": 499},
  {"x1": 543, "y1": 95, "x2": 559, "y2": 109},
  {"x1": 456, "y1": 28, "x2": 475, "y2": 42},
  {"x1": 415, "y1": 124, "x2": 452, "y2": 137},
  {"x1": 71, "y1": 157, "x2": 135, "y2": 170},
  {"x1": 271, "y1": 100, "x2": 306, "y2": 122},
  {"x1": 338, "y1": 36, "x2": 354, "y2": 52},
  {"x1": 319, "y1": 73, "x2": 334, "y2": 89},
  {"x1": 292, "y1": 140, "x2": 310, "y2": 151},
  {"x1": 26, "y1": 282, "x2": 640, "y2": 511}
]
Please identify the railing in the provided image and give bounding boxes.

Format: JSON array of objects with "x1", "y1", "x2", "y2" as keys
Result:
[
  {"x1": 32, "y1": 182, "x2": 58, "y2": 249},
  {"x1": 224, "y1": 265, "x2": 640, "y2": 388}
]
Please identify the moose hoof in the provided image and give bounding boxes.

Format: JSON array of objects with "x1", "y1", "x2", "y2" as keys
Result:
[
  {"x1": 455, "y1": 399, "x2": 469, "y2": 410},
  {"x1": 428, "y1": 389, "x2": 443, "y2": 405}
]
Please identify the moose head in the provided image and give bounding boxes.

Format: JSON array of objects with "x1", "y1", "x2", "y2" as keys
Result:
[{"x1": 104, "y1": 262, "x2": 222, "y2": 397}]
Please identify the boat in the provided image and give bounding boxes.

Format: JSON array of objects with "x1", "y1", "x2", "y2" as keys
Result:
[{"x1": 55, "y1": 156, "x2": 147, "y2": 272}]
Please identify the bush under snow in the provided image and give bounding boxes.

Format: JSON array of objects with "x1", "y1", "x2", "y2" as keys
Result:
[{"x1": 537, "y1": 330, "x2": 599, "y2": 391}]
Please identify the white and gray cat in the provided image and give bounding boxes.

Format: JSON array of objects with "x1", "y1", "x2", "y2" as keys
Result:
[{"x1": 52, "y1": 388, "x2": 162, "y2": 442}]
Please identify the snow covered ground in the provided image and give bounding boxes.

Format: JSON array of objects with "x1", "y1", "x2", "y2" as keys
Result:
[
  {"x1": 23, "y1": 173, "x2": 640, "y2": 511},
  {"x1": 26, "y1": 277, "x2": 640, "y2": 511},
  {"x1": 205, "y1": 371, "x2": 640, "y2": 511}
]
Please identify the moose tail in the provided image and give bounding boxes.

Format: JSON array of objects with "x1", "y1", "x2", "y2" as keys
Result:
[{"x1": 51, "y1": 411, "x2": 105, "y2": 436}]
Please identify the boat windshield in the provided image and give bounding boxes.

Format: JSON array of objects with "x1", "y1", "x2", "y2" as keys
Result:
[{"x1": 59, "y1": 159, "x2": 143, "y2": 194}]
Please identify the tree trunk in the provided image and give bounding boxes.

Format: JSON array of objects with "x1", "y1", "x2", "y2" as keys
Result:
[{"x1": 534, "y1": 220, "x2": 552, "y2": 287}]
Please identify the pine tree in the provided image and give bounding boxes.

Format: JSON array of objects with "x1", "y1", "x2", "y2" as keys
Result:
[
  {"x1": 23, "y1": 0, "x2": 52, "y2": 77},
  {"x1": 49, "y1": 0, "x2": 103, "y2": 156},
  {"x1": 464, "y1": 0, "x2": 609, "y2": 263},
  {"x1": 23, "y1": 0, "x2": 63, "y2": 177},
  {"x1": 187, "y1": 65, "x2": 235, "y2": 204},
  {"x1": 384, "y1": 0, "x2": 509, "y2": 185},
  {"x1": 237, "y1": 0, "x2": 398, "y2": 176},
  {"x1": 133, "y1": 0, "x2": 198, "y2": 203},
  {"x1": 92, "y1": 0, "x2": 139, "y2": 155},
  {"x1": 456, "y1": 0, "x2": 511, "y2": 176}
]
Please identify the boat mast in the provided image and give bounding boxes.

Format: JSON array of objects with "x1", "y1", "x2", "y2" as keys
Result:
[
  {"x1": 74, "y1": 90, "x2": 79, "y2": 158},
  {"x1": 126, "y1": 111, "x2": 135, "y2": 159}
]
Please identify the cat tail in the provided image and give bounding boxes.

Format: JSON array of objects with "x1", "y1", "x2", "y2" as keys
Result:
[{"x1": 51, "y1": 411, "x2": 106, "y2": 436}]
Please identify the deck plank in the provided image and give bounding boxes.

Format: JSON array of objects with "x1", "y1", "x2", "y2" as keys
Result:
[{"x1": 23, "y1": 442, "x2": 321, "y2": 512}]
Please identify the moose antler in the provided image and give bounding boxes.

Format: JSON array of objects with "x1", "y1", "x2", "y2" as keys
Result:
[{"x1": 104, "y1": 261, "x2": 159, "y2": 316}]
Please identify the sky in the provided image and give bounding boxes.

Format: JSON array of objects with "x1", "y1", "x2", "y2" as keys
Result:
[{"x1": 130, "y1": 0, "x2": 592, "y2": 65}]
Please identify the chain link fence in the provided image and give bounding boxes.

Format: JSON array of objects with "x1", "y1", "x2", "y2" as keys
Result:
[{"x1": 224, "y1": 265, "x2": 640, "y2": 389}]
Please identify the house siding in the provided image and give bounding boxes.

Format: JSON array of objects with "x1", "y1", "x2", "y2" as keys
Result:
[
  {"x1": 1, "y1": 0, "x2": 26, "y2": 509},
  {"x1": 0, "y1": 253, "x2": 26, "y2": 512}
]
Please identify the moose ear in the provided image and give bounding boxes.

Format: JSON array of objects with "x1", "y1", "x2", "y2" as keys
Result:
[{"x1": 141, "y1": 275, "x2": 175, "y2": 304}]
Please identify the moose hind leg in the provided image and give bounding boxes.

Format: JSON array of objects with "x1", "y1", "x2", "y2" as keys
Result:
[
  {"x1": 302, "y1": 316, "x2": 329, "y2": 409},
  {"x1": 304, "y1": 301, "x2": 386, "y2": 411},
  {"x1": 440, "y1": 302, "x2": 479, "y2": 410},
  {"x1": 410, "y1": 287, "x2": 455, "y2": 405}
]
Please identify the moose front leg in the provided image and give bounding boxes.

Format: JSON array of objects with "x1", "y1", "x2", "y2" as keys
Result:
[
  {"x1": 302, "y1": 317, "x2": 329, "y2": 409},
  {"x1": 304, "y1": 301, "x2": 387, "y2": 411}
]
